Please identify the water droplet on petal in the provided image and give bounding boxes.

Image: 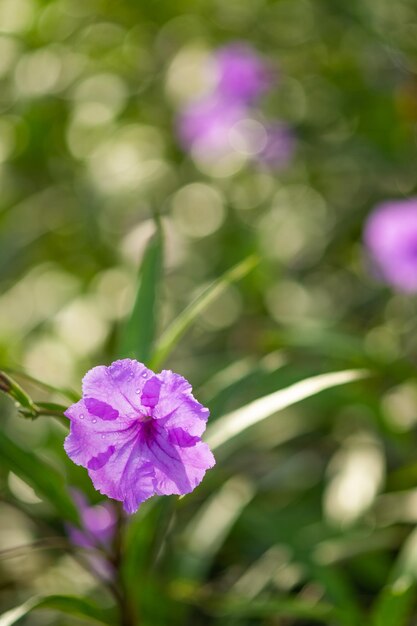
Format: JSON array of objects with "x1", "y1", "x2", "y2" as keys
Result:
[
  {"x1": 135, "y1": 389, "x2": 140, "y2": 394},
  {"x1": 101, "y1": 435, "x2": 105, "y2": 439},
  {"x1": 142, "y1": 372, "x2": 148, "y2": 378},
  {"x1": 92, "y1": 419, "x2": 97, "y2": 423},
  {"x1": 80, "y1": 414, "x2": 84, "y2": 419}
]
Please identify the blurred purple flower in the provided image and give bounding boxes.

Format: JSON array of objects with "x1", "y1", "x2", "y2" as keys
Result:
[
  {"x1": 175, "y1": 42, "x2": 294, "y2": 170},
  {"x1": 256, "y1": 123, "x2": 295, "y2": 169},
  {"x1": 66, "y1": 489, "x2": 117, "y2": 581},
  {"x1": 364, "y1": 198, "x2": 417, "y2": 293},
  {"x1": 64, "y1": 359, "x2": 215, "y2": 514},
  {"x1": 177, "y1": 96, "x2": 247, "y2": 157},
  {"x1": 67, "y1": 490, "x2": 116, "y2": 550},
  {"x1": 213, "y1": 43, "x2": 273, "y2": 104}
]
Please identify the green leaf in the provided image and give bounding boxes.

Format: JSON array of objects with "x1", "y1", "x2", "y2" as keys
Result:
[
  {"x1": 177, "y1": 591, "x2": 339, "y2": 624},
  {"x1": 119, "y1": 218, "x2": 163, "y2": 364},
  {"x1": 371, "y1": 577, "x2": 415, "y2": 626},
  {"x1": 370, "y1": 526, "x2": 417, "y2": 625},
  {"x1": 180, "y1": 476, "x2": 254, "y2": 580},
  {"x1": 123, "y1": 499, "x2": 160, "y2": 584},
  {"x1": 150, "y1": 255, "x2": 258, "y2": 370},
  {"x1": 206, "y1": 369, "x2": 368, "y2": 452},
  {"x1": 308, "y1": 563, "x2": 364, "y2": 626},
  {"x1": 218, "y1": 597, "x2": 338, "y2": 623},
  {"x1": 0, "y1": 595, "x2": 115, "y2": 626},
  {"x1": 0, "y1": 430, "x2": 79, "y2": 525}
]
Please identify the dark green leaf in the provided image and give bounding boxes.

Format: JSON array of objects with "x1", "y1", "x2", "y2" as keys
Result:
[
  {"x1": 308, "y1": 564, "x2": 364, "y2": 626},
  {"x1": 218, "y1": 597, "x2": 338, "y2": 623},
  {"x1": 178, "y1": 591, "x2": 339, "y2": 624},
  {"x1": 0, "y1": 431, "x2": 79, "y2": 525}
]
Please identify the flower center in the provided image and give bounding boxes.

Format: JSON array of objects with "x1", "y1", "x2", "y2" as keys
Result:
[{"x1": 138, "y1": 413, "x2": 153, "y2": 423}]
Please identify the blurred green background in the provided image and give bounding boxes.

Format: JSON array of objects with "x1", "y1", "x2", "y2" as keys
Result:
[{"x1": 2, "y1": 0, "x2": 417, "y2": 624}]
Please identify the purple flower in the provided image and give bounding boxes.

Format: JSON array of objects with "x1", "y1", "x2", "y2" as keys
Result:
[
  {"x1": 213, "y1": 43, "x2": 273, "y2": 104},
  {"x1": 174, "y1": 43, "x2": 289, "y2": 168},
  {"x1": 177, "y1": 96, "x2": 248, "y2": 158},
  {"x1": 66, "y1": 490, "x2": 117, "y2": 581},
  {"x1": 64, "y1": 360, "x2": 215, "y2": 514},
  {"x1": 67, "y1": 490, "x2": 117, "y2": 550},
  {"x1": 256, "y1": 123, "x2": 295, "y2": 169},
  {"x1": 364, "y1": 198, "x2": 417, "y2": 293}
]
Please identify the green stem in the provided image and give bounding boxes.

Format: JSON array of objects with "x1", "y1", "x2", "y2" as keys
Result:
[
  {"x1": 147, "y1": 497, "x2": 176, "y2": 571},
  {"x1": 113, "y1": 504, "x2": 137, "y2": 626},
  {"x1": 0, "y1": 495, "x2": 121, "y2": 603},
  {"x1": 2, "y1": 367, "x2": 79, "y2": 402}
]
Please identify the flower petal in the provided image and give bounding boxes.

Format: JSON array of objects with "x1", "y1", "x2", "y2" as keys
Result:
[
  {"x1": 84, "y1": 398, "x2": 119, "y2": 421},
  {"x1": 88, "y1": 446, "x2": 116, "y2": 470},
  {"x1": 153, "y1": 370, "x2": 209, "y2": 436},
  {"x1": 64, "y1": 399, "x2": 136, "y2": 468},
  {"x1": 82, "y1": 360, "x2": 153, "y2": 418},
  {"x1": 85, "y1": 428, "x2": 155, "y2": 514},
  {"x1": 168, "y1": 427, "x2": 200, "y2": 447},
  {"x1": 141, "y1": 376, "x2": 162, "y2": 408},
  {"x1": 66, "y1": 526, "x2": 93, "y2": 549},
  {"x1": 67, "y1": 488, "x2": 117, "y2": 550},
  {"x1": 141, "y1": 422, "x2": 215, "y2": 497}
]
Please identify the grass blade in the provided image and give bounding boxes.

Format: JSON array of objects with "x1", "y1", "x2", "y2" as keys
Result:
[
  {"x1": 176, "y1": 590, "x2": 339, "y2": 624},
  {"x1": 308, "y1": 563, "x2": 364, "y2": 626},
  {"x1": 181, "y1": 476, "x2": 254, "y2": 580},
  {"x1": 371, "y1": 577, "x2": 415, "y2": 626},
  {"x1": 150, "y1": 255, "x2": 258, "y2": 370},
  {"x1": 119, "y1": 218, "x2": 163, "y2": 364},
  {"x1": 0, "y1": 595, "x2": 115, "y2": 625},
  {"x1": 206, "y1": 369, "x2": 368, "y2": 451},
  {"x1": 217, "y1": 597, "x2": 339, "y2": 623},
  {"x1": 370, "y1": 526, "x2": 417, "y2": 625}
]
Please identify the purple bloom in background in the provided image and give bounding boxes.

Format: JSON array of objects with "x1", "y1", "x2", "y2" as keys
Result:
[
  {"x1": 67, "y1": 490, "x2": 116, "y2": 550},
  {"x1": 364, "y1": 198, "x2": 417, "y2": 293},
  {"x1": 213, "y1": 43, "x2": 273, "y2": 104},
  {"x1": 256, "y1": 123, "x2": 295, "y2": 169},
  {"x1": 174, "y1": 42, "x2": 294, "y2": 170},
  {"x1": 66, "y1": 490, "x2": 117, "y2": 580},
  {"x1": 64, "y1": 360, "x2": 215, "y2": 514},
  {"x1": 177, "y1": 96, "x2": 247, "y2": 157}
]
